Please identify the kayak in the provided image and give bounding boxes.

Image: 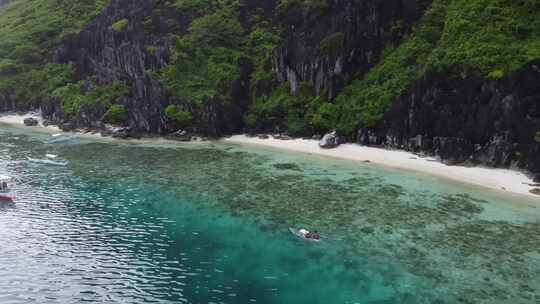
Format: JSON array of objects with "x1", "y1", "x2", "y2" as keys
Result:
[
  {"x1": 289, "y1": 227, "x2": 321, "y2": 242},
  {"x1": 0, "y1": 195, "x2": 14, "y2": 202},
  {"x1": 27, "y1": 157, "x2": 68, "y2": 166}
]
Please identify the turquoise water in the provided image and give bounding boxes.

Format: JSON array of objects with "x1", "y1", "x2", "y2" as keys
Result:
[{"x1": 0, "y1": 125, "x2": 539, "y2": 304}]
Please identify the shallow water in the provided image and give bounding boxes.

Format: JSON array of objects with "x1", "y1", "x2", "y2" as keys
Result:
[{"x1": 0, "y1": 126, "x2": 539, "y2": 304}]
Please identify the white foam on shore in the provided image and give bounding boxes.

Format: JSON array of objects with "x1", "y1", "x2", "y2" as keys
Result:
[{"x1": 223, "y1": 135, "x2": 540, "y2": 199}]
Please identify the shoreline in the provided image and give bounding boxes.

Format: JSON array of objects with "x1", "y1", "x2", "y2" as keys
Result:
[
  {"x1": 0, "y1": 112, "x2": 204, "y2": 145},
  {"x1": 2, "y1": 112, "x2": 539, "y2": 199},
  {"x1": 223, "y1": 135, "x2": 540, "y2": 200}
]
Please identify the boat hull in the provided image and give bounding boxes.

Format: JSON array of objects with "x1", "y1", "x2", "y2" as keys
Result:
[
  {"x1": 289, "y1": 228, "x2": 320, "y2": 242},
  {"x1": 0, "y1": 195, "x2": 14, "y2": 202}
]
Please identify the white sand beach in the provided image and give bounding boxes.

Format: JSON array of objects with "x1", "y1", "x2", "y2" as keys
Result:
[
  {"x1": 0, "y1": 112, "x2": 60, "y2": 132},
  {"x1": 0, "y1": 112, "x2": 201, "y2": 145},
  {"x1": 2, "y1": 112, "x2": 538, "y2": 198},
  {"x1": 223, "y1": 135, "x2": 540, "y2": 199}
]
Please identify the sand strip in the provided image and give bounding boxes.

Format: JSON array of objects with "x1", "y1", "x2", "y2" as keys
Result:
[
  {"x1": 223, "y1": 135, "x2": 539, "y2": 199},
  {"x1": 2, "y1": 113, "x2": 538, "y2": 198}
]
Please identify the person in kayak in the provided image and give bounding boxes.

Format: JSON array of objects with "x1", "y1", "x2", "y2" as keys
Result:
[{"x1": 305, "y1": 231, "x2": 320, "y2": 240}]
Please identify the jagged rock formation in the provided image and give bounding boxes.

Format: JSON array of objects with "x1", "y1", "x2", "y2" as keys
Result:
[
  {"x1": 51, "y1": 0, "x2": 173, "y2": 133},
  {"x1": 2, "y1": 0, "x2": 540, "y2": 179},
  {"x1": 362, "y1": 60, "x2": 540, "y2": 179},
  {"x1": 43, "y1": 0, "x2": 431, "y2": 136},
  {"x1": 272, "y1": 0, "x2": 431, "y2": 99}
]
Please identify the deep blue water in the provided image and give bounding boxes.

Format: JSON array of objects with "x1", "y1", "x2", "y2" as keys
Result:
[{"x1": 0, "y1": 125, "x2": 539, "y2": 304}]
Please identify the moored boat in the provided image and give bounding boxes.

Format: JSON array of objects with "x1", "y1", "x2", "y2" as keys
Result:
[
  {"x1": 45, "y1": 133, "x2": 77, "y2": 144},
  {"x1": 27, "y1": 157, "x2": 68, "y2": 166}
]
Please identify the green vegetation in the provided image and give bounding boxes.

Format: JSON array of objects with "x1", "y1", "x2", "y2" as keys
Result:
[
  {"x1": 246, "y1": 27, "x2": 281, "y2": 85},
  {"x1": 111, "y1": 18, "x2": 129, "y2": 32},
  {"x1": 52, "y1": 81, "x2": 129, "y2": 117},
  {"x1": 158, "y1": 7, "x2": 245, "y2": 105},
  {"x1": 2, "y1": 0, "x2": 539, "y2": 138},
  {"x1": 165, "y1": 105, "x2": 193, "y2": 126},
  {"x1": 333, "y1": 0, "x2": 540, "y2": 136},
  {"x1": 158, "y1": 0, "x2": 281, "y2": 110},
  {"x1": 0, "y1": 0, "x2": 108, "y2": 106},
  {"x1": 103, "y1": 104, "x2": 128, "y2": 124},
  {"x1": 535, "y1": 131, "x2": 540, "y2": 143},
  {"x1": 244, "y1": 83, "x2": 338, "y2": 135}
]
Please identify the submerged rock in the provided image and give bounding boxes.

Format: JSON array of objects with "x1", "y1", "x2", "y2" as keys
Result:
[
  {"x1": 23, "y1": 117, "x2": 38, "y2": 126},
  {"x1": 273, "y1": 163, "x2": 302, "y2": 171},
  {"x1": 529, "y1": 188, "x2": 540, "y2": 195},
  {"x1": 59, "y1": 122, "x2": 75, "y2": 131},
  {"x1": 319, "y1": 131, "x2": 341, "y2": 149}
]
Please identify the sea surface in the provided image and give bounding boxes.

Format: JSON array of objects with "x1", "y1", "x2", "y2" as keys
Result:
[{"x1": 0, "y1": 125, "x2": 539, "y2": 304}]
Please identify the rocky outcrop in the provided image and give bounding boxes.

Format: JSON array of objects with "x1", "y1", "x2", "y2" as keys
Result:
[
  {"x1": 23, "y1": 118, "x2": 38, "y2": 126},
  {"x1": 359, "y1": 60, "x2": 540, "y2": 179},
  {"x1": 167, "y1": 129, "x2": 192, "y2": 142},
  {"x1": 319, "y1": 131, "x2": 341, "y2": 149}
]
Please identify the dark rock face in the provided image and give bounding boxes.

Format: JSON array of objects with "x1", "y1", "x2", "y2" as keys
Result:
[
  {"x1": 319, "y1": 131, "x2": 341, "y2": 149},
  {"x1": 53, "y1": 0, "x2": 174, "y2": 134},
  {"x1": 272, "y1": 0, "x2": 432, "y2": 99},
  {"x1": 361, "y1": 61, "x2": 540, "y2": 177},
  {"x1": 43, "y1": 0, "x2": 431, "y2": 136},
  {"x1": 7, "y1": 0, "x2": 538, "y2": 178},
  {"x1": 59, "y1": 122, "x2": 76, "y2": 132},
  {"x1": 23, "y1": 118, "x2": 39, "y2": 126}
]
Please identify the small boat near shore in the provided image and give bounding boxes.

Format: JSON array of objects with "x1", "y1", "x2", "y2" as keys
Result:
[
  {"x1": 27, "y1": 157, "x2": 68, "y2": 166},
  {"x1": 45, "y1": 133, "x2": 77, "y2": 144}
]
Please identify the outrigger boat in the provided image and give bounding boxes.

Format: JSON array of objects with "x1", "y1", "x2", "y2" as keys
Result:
[
  {"x1": 0, "y1": 175, "x2": 15, "y2": 203},
  {"x1": 27, "y1": 154, "x2": 68, "y2": 166},
  {"x1": 45, "y1": 133, "x2": 77, "y2": 144}
]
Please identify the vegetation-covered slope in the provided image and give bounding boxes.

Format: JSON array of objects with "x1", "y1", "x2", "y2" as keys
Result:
[
  {"x1": 333, "y1": 0, "x2": 540, "y2": 135},
  {"x1": 0, "y1": 0, "x2": 107, "y2": 107},
  {"x1": 0, "y1": 0, "x2": 539, "y2": 151}
]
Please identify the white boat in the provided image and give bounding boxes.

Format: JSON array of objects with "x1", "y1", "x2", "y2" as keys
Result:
[
  {"x1": 27, "y1": 157, "x2": 68, "y2": 166},
  {"x1": 289, "y1": 227, "x2": 321, "y2": 242},
  {"x1": 45, "y1": 133, "x2": 77, "y2": 144}
]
